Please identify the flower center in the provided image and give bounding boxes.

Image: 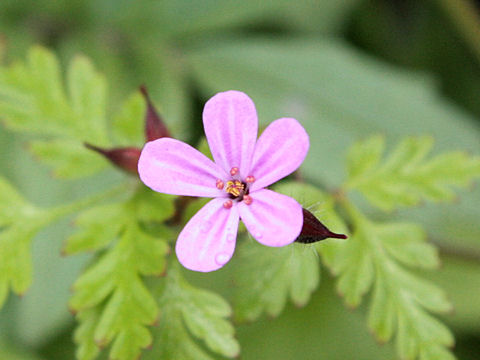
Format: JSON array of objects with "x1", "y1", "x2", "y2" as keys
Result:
[
  {"x1": 225, "y1": 180, "x2": 245, "y2": 198},
  {"x1": 217, "y1": 167, "x2": 256, "y2": 206}
]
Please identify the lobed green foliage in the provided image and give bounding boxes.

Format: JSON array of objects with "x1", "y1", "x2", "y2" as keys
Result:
[
  {"x1": 146, "y1": 263, "x2": 239, "y2": 360},
  {"x1": 0, "y1": 47, "x2": 146, "y2": 179},
  {"x1": 0, "y1": 177, "x2": 43, "y2": 308},
  {"x1": 234, "y1": 239, "x2": 320, "y2": 322},
  {"x1": 346, "y1": 136, "x2": 480, "y2": 211},
  {"x1": 68, "y1": 191, "x2": 173, "y2": 360}
]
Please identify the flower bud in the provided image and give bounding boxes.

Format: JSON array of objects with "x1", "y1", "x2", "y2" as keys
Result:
[
  {"x1": 295, "y1": 208, "x2": 347, "y2": 244},
  {"x1": 140, "y1": 85, "x2": 171, "y2": 141},
  {"x1": 84, "y1": 143, "x2": 141, "y2": 174}
]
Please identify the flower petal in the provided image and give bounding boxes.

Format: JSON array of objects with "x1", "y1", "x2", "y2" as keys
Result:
[
  {"x1": 176, "y1": 198, "x2": 240, "y2": 272},
  {"x1": 138, "y1": 138, "x2": 227, "y2": 197},
  {"x1": 249, "y1": 118, "x2": 309, "y2": 192},
  {"x1": 203, "y1": 91, "x2": 258, "y2": 177},
  {"x1": 238, "y1": 189, "x2": 303, "y2": 247}
]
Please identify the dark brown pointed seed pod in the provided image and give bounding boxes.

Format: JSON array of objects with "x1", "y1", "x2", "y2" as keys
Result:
[
  {"x1": 295, "y1": 208, "x2": 347, "y2": 244},
  {"x1": 140, "y1": 85, "x2": 171, "y2": 141},
  {"x1": 84, "y1": 143, "x2": 141, "y2": 174}
]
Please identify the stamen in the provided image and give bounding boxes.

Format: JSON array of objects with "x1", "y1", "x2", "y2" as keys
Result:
[
  {"x1": 245, "y1": 175, "x2": 255, "y2": 183},
  {"x1": 230, "y1": 167, "x2": 239, "y2": 176},
  {"x1": 223, "y1": 200, "x2": 233, "y2": 209},
  {"x1": 225, "y1": 180, "x2": 245, "y2": 197},
  {"x1": 243, "y1": 195, "x2": 252, "y2": 205},
  {"x1": 216, "y1": 179, "x2": 224, "y2": 190}
]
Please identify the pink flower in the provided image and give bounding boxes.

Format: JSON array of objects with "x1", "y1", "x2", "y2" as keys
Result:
[{"x1": 138, "y1": 91, "x2": 309, "y2": 272}]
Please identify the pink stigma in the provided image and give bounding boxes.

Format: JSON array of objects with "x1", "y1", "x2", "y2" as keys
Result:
[
  {"x1": 216, "y1": 179, "x2": 224, "y2": 190},
  {"x1": 223, "y1": 200, "x2": 233, "y2": 209},
  {"x1": 230, "y1": 167, "x2": 239, "y2": 176},
  {"x1": 245, "y1": 175, "x2": 255, "y2": 183}
]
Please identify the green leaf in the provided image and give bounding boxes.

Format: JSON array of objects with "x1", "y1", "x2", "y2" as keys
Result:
[
  {"x1": 335, "y1": 223, "x2": 374, "y2": 307},
  {"x1": 0, "y1": 46, "x2": 71, "y2": 136},
  {"x1": 29, "y1": 140, "x2": 107, "y2": 179},
  {"x1": 0, "y1": 176, "x2": 29, "y2": 226},
  {"x1": 234, "y1": 239, "x2": 319, "y2": 322},
  {"x1": 71, "y1": 220, "x2": 169, "y2": 360},
  {"x1": 111, "y1": 91, "x2": 145, "y2": 147},
  {"x1": 427, "y1": 256, "x2": 480, "y2": 332},
  {"x1": 146, "y1": 264, "x2": 239, "y2": 360},
  {"x1": 153, "y1": 0, "x2": 292, "y2": 38},
  {"x1": 0, "y1": 47, "x2": 89, "y2": 139},
  {"x1": 320, "y1": 202, "x2": 455, "y2": 360},
  {"x1": 0, "y1": 46, "x2": 113, "y2": 178},
  {"x1": 65, "y1": 186, "x2": 175, "y2": 357},
  {"x1": 109, "y1": 325, "x2": 152, "y2": 360},
  {"x1": 0, "y1": 176, "x2": 45, "y2": 309},
  {"x1": 272, "y1": 181, "x2": 349, "y2": 275},
  {"x1": 272, "y1": 181, "x2": 347, "y2": 229},
  {"x1": 273, "y1": 181, "x2": 329, "y2": 209},
  {"x1": 345, "y1": 136, "x2": 480, "y2": 211},
  {"x1": 67, "y1": 56, "x2": 108, "y2": 141},
  {"x1": 230, "y1": 181, "x2": 348, "y2": 322},
  {"x1": 74, "y1": 307, "x2": 102, "y2": 360},
  {"x1": 346, "y1": 135, "x2": 385, "y2": 181},
  {"x1": 181, "y1": 197, "x2": 210, "y2": 225},
  {"x1": 65, "y1": 187, "x2": 175, "y2": 256},
  {"x1": 276, "y1": 0, "x2": 362, "y2": 34},
  {"x1": 0, "y1": 226, "x2": 35, "y2": 306},
  {"x1": 376, "y1": 223, "x2": 439, "y2": 269},
  {"x1": 132, "y1": 187, "x2": 176, "y2": 224},
  {"x1": 63, "y1": 203, "x2": 126, "y2": 255}
]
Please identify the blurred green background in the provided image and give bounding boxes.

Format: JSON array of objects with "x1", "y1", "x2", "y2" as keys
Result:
[{"x1": 1, "y1": 0, "x2": 480, "y2": 359}]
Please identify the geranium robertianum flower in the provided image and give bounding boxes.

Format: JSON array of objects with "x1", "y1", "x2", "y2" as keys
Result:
[{"x1": 138, "y1": 90, "x2": 309, "y2": 272}]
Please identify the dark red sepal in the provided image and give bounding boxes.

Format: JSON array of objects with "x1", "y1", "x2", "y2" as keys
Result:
[
  {"x1": 84, "y1": 143, "x2": 141, "y2": 174},
  {"x1": 140, "y1": 85, "x2": 171, "y2": 141},
  {"x1": 295, "y1": 208, "x2": 347, "y2": 244}
]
